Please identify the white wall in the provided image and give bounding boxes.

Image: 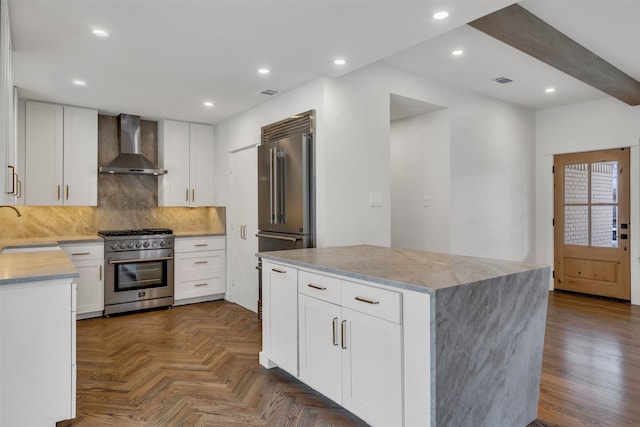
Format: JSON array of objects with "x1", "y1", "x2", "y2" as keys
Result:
[
  {"x1": 390, "y1": 109, "x2": 450, "y2": 252},
  {"x1": 535, "y1": 98, "x2": 640, "y2": 303}
]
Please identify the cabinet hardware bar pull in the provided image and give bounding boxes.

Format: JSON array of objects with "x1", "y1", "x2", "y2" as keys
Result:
[
  {"x1": 109, "y1": 256, "x2": 174, "y2": 264},
  {"x1": 66, "y1": 185, "x2": 69, "y2": 200},
  {"x1": 355, "y1": 296, "x2": 380, "y2": 305},
  {"x1": 194, "y1": 261, "x2": 208, "y2": 264},
  {"x1": 272, "y1": 268, "x2": 286, "y2": 274},
  {"x1": 341, "y1": 320, "x2": 347, "y2": 349},
  {"x1": 194, "y1": 283, "x2": 208, "y2": 287},
  {"x1": 57, "y1": 185, "x2": 61, "y2": 200},
  {"x1": 194, "y1": 244, "x2": 209, "y2": 247},
  {"x1": 307, "y1": 284, "x2": 326, "y2": 291},
  {"x1": 71, "y1": 252, "x2": 91, "y2": 256},
  {"x1": 99, "y1": 265, "x2": 102, "y2": 280},
  {"x1": 16, "y1": 177, "x2": 22, "y2": 198},
  {"x1": 192, "y1": 188, "x2": 195, "y2": 202},
  {"x1": 332, "y1": 317, "x2": 339, "y2": 346},
  {"x1": 5, "y1": 165, "x2": 14, "y2": 195},
  {"x1": 186, "y1": 189, "x2": 189, "y2": 202}
]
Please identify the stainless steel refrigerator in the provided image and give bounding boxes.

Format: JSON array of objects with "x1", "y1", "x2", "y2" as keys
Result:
[
  {"x1": 257, "y1": 112, "x2": 315, "y2": 252},
  {"x1": 256, "y1": 111, "x2": 315, "y2": 319}
]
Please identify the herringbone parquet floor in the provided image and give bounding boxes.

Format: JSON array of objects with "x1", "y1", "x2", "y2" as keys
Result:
[{"x1": 57, "y1": 300, "x2": 367, "y2": 427}]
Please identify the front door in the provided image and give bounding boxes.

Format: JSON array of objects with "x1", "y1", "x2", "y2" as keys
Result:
[{"x1": 554, "y1": 148, "x2": 630, "y2": 300}]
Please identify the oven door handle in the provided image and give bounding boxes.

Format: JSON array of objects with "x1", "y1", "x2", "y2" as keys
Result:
[{"x1": 109, "y1": 256, "x2": 174, "y2": 264}]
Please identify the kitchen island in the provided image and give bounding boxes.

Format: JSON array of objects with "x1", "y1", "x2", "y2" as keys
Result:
[{"x1": 259, "y1": 245, "x2": 550, "y2": 427}]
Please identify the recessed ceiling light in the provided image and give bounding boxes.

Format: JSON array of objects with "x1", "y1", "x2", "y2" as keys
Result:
[
  {"x1": 545, "y1": 87, "x2": 556, "y2": 93},
  {"x1": 433, "y1": 11, "x2": 449, "y2": 20},
  {"x1": 72, "y1": 80, "x2": 86, "y2": 86},
  {"x1": 334, "y1": 58, "x2": 347, "y2": 65},
  {"x1": 203, "y1": 101, "x2": 214, "y2": 107},
  {"x1": 258, "y1": 68, "x2": 270, "y2": 74},
  {"x1": 451, "y1": 49, "x2": 464, "y2": 56},
  {"x1": 92, "y1": 29, "x2": 109, "y2": 37}
]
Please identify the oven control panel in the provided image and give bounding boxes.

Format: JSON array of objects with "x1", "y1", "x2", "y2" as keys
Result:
[{"x1": 105, "y1": 237, "x2": 174, "y2": 252}]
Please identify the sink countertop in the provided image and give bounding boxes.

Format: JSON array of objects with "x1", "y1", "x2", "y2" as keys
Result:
[
  {"x1": 0, "y1": 249, "x2": 79, "y2": 285},
  {"x1": 259, "y1": 244, "x2": 548, "y2": 294}
]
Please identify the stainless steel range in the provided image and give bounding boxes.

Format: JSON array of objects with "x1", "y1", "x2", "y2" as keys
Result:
[{"x1": 99, "y1": 228, "x2": 174, "y2": 316}]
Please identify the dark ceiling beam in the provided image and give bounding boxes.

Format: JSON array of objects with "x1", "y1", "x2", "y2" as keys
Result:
[{"x1": 468, "y1": 3, "x2": 640, "y2": 106}]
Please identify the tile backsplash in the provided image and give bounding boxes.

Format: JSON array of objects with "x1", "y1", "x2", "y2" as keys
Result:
[{"x1": 0, "y1": 115, "x2": 225, "y2": 239}]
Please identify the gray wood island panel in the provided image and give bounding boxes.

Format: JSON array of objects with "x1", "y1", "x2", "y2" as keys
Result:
[{"x1": 259, "y1": 245, "x2": 550, "y2": 427}]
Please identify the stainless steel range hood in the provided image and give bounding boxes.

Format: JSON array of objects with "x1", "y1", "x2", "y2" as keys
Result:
[{"x1": 99, "y1": 114, "x2": 166, "y2": 175}]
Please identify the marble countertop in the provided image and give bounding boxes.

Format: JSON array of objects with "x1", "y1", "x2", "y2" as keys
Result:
[
  {"x1": 0, "y1": 249, "x2": 79, "y2": 285},
  {"x1": 0, "y1": 235, "x2": 103, "y2": 251},
  {"x1": 259, "y1": 245, "x2": 548, "y2": 294}
]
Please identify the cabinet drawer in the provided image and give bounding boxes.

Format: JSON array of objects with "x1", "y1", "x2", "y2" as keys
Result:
[
  {"x1": 298, "y1": 270, "x2": 341, "y2": 305},
  {"x1": 176, "y1": 252, "x2": 225, "y2": 282},
  {"x1": 175, "y1": 236, "x2": 225, "y2": 253},
  {"x1": 175, "y1": 276, "x2": 225, "y2": 300},
  {"x1": 341, "y1": 281, "x2": 402, "y2": 324},
  {"x1": 60, "y1": 243, "x2": 104, "y2": 260}
]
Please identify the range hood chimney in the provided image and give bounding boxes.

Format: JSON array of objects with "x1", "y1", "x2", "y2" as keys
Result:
[{"x1": 99, "y1": 114, "x2": 166, "y2": 175}]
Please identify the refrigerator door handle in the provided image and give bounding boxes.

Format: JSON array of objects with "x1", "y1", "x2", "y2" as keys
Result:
[
  {"x1": 269, "y1": 147, "x2": 274, "y2": 224},
  {"x1": 278, "y1": 151, "x2": 285, "y2": 224}
]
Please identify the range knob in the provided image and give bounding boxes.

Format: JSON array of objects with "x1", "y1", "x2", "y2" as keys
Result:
[
  {"x1": 111, "y1": 243, "x2": 119, "y2": 250},
  {"x1": 136, "y1": 242, "x2": 142, "y2": 248},
  {"x1": 143, "y1": 241, "x2": 150, "y2": 248},
  {"x1": 152, "y1": 241, "x2": 159, "y2": 247},
  {"x1": 119, "y1": 243, "x2": 127, "y2": 249},
  {"x1": 128, "y1": 242, "x2": 134, "y2": 248},
  {"x1": 160, "y1": 240, "x2": 167, "y2": 247}
]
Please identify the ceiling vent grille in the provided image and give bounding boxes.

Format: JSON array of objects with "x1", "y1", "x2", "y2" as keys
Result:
[
  {"x1": 258, "y1": 88, "x2": 279, "y2": 96},
  {"x1": 492, "y1": 76, "x2": 514, "y2": 84}
]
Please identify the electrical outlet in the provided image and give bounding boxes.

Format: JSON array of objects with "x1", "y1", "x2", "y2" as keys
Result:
[{"x1": 369, "y1": 192, "x2": 383, "y2": 207}]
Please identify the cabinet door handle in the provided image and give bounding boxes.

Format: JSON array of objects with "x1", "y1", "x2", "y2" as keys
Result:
[
  {"x1": 355, "y1": 296, "x2": 380, "y2": 305},
  {"x1": 307, "y1": 283, "x2": 326, "y2": 291},
  {"x1": 16, "y1": 176, "x2": 22, "y2": 198},
  {"x1": 272, "y1": 268, "x2": 286, "y2": 274},
  {"x1": 5, "y1": 165, "x2": 14, "y2": 195},
  {"x1": 71, "y1": 252, "x2": 91, "y2": 256},
  {"x1": 192, "y1": 188, "x2": 195, "y2": 202},
  {"x1": 194, "y1": 244, "x2": 209, "y2": 247},
  {"x1": 332, "y1": 317, "x2": 339, "y2": 346},
  {"x1": 57, "y1": 184, "x2": 61, "y2": 200},
  {"x1": 66, "y1": 185, "x2": 69, "y2": 200},
  {"x1": 194, "y1": 261, "x2": 208, "y2": 265},
  {"x1": 194, "y1": 283, "x2": 208, "y2": 287},
  {"x1": 341, "y1": 320, "x2": 347, "y2": 349},
  {"x1": 99, "y1": 265, "x2": 102, "y2": 280},
  {"x1": 186, "y1": 189, "x2": 189, "y2": 202}
]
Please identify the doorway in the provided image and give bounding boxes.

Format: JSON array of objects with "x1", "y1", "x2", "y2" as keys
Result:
[{"x1": 554, "y1": 148, "x2": 630, "y2": 300}]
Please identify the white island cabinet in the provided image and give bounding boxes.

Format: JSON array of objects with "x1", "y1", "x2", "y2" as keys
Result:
[
  {"x1": 60, "y1": 242, "x2": 104, "y2": 318},
  {"x1": 0, "y1": 249, "x2": 79, "y2": 427},
  {"x1": 259, "y1": 245, "x2": 551, "y2": 427}
]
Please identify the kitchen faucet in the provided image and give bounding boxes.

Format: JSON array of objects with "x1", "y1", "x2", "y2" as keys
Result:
[{"x1": 0, "y1": 205, "x2": 22, "y2": 217}]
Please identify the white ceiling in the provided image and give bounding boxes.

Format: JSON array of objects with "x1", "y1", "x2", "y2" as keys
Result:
[{"x1": 8, "y1": 1, "x2": 640, "y2": 125}]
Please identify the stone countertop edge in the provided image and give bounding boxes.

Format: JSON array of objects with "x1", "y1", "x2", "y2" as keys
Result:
[
  {"x1": 0, "y1": 250, "x2": 79, "y2": 285},
  {"x1": 0, "y1": 235, "x2": 103, "y2": 251},
  {"x1": 174, "y1": 231, "x2": 226, "y2": 237},
  {"x1": 258, "y1": 245, "x2": 549, "y2": 295}
]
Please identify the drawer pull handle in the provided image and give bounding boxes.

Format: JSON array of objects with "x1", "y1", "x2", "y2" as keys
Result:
[
  {"x1": 194, "y1": 244, "x2": 209, "y2": 247},
  {"x1": 194, "y1": 261, "x2": 208, "y2": 264},
  {"x1": 194, "y1": 283, "x2": 208, "y2": 287},
  {"x1": 355, "y1": 296, "x2": 380, "y2": 305},
  {"x1": 272, "y1": 268, "x2": 286, "y2": 274},
  {"x1": 332, "y1": 317, "x2": 339, "y2": 346},
  {"x1": 341, "y1": 320, "x2": 347, "y2": 349},
  {"x1": 71, "y1": 252, "x2": 91, "y2": 256},
  {"x1": 307, "y1": 283, "x2": 326, "y2": 291}
]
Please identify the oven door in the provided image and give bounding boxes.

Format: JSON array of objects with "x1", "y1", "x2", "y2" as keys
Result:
[{"x1": 104, "y1": 248, "x2": 174, "y2": 307}]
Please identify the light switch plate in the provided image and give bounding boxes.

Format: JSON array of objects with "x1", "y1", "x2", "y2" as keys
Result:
[{"x1": 369, "y1": 192, "x2": 383, "y2": 207}]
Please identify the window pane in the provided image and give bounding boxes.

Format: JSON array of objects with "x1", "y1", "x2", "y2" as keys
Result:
[
  {"x1": 565, "y1": 205, "x2": 589, "y2": 246},
  {"x1": 591, "y1": 161, "x2": 618, "y2": 204},
  {"x1": 592, "y1": 205, "x2": 618, "y2": 248},
  {"x1": 564, "y1": 163, "x2": 588, "y2": 204}
]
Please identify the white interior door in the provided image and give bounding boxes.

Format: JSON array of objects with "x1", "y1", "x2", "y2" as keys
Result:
[{"x1": 229, "y1": 145, "x2": 259, "y2": 312}]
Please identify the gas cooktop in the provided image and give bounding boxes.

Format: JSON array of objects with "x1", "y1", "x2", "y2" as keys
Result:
[{"x1": 98, "y1": 228, "x2": 173, "y2": 238}]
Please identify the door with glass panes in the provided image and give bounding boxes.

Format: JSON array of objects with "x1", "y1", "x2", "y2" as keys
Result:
[{"x1": 554, "y1": 148, "x2": 630, "y2": 300}]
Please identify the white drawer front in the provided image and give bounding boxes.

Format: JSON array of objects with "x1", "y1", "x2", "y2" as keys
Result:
[
  {"x1": 176, "y1": 252, "x2": 225, "y2": 282},
  {"x1": 175, "y1": 236, "x2": 225, "y2": 253},
  {"x1": 175, "y1": 276, "x2": 225, "y2": 299},
  {"x1": 341, "y1": 281, "x2": 402, "y2": 324},
  {"x1": 298, "y1": 270, "x2": 341, "y2": 305},
  {"x1": 60, "y1": 243, "x2": 104, "y2": 260}
]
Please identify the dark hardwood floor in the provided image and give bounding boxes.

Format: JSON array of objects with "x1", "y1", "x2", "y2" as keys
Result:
[{"x1": 58, "y1": 291, "x2": 640, "y2": 427}]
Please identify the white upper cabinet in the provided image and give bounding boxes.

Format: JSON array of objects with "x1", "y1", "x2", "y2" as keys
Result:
[
  {"x1": 0, "y1": 0, "x2": 16, "y2": 205},
  {"x1": 158, "y1": 119, "x2": 215, "y2": 207},
  {"x1": 24, "y1": 101, "x2": 97, "y2": 206}
]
